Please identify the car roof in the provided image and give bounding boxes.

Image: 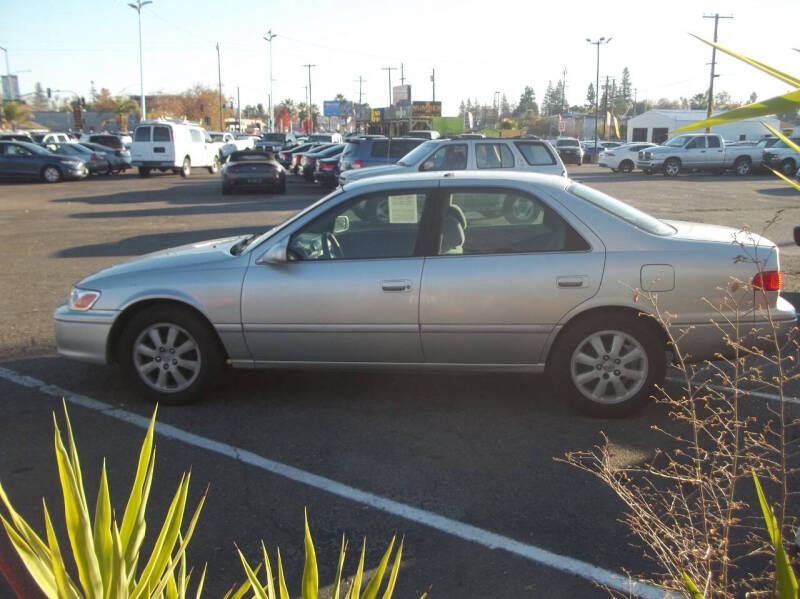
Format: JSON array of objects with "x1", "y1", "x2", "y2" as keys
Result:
[{"x1": 342, "y1": 169, "x2": 571, "y2": 193}]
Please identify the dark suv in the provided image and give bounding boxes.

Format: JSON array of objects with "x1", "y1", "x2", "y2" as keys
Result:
[{"x1": 339, "y1": 137, "x2": 426, "y2": 172}]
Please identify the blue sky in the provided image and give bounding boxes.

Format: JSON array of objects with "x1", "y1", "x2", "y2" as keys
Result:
[{"x1": 2, "y1": 0, "x2": 799, "y2": 115}]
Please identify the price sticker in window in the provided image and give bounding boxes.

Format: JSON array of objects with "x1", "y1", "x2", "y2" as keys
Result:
[{"x1": 388, "y1": 194, "x2": 419, "y2": 223}]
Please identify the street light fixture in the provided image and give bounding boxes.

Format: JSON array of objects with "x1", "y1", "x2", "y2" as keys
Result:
[
  {"x1": 128, "y1": 0, "x2": 153, "y2": 120},
  {"x1": 586, "y1": 36, "x2": 612, "y2": 162},
  {"x1": 264, "y1": 30, "x2": 277, "y2": 132}
]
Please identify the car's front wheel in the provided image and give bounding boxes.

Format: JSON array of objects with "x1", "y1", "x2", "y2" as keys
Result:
[
  {"x1": 781, "y1": 158, "x2": 796, "y2": 176},
  {"x1": 208, "y1": 156, "x2": 220, "y2": 174},
  {"x1": 118, "y1": 306, "x2": 222, "y2": 405},
  {"x1": 41, "y1": 165, "x2": 62, "y2": 183},
  {"x1": 550, "y1": 313, "x2": 665, "y2": 417},
  {"x1": 663, "y1": 158, "x2": 681, "y2": 177},
  {"x1": 733, "y1": 156, "x2": 751, "y2": 176},
  {"x1": 619, "y1": 160, "x2": 634, "y2": 173}
]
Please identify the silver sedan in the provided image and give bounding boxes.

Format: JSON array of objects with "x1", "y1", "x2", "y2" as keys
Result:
[{"x1": 54, "y1": 171, "x2": 796, "y2": 416}]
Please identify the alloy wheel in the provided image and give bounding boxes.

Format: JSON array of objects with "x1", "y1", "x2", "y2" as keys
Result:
[{"x1": 132, "y1": 322, "x2": 201, "y2": 393}]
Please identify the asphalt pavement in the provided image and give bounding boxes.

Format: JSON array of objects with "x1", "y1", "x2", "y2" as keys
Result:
[{"x1": 1, "y1": 166, "x2": 800, "y2": 598}]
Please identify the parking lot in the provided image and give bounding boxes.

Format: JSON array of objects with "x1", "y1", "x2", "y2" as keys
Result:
[{"x1": 2, "y1": 166, "x2": 800, "y2": 598}]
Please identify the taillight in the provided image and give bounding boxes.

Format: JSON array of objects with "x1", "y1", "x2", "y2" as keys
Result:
[
  {"x1": 91, "y1": 153, "x2": 99, "y2": 161},
  {"x1": 280, "y1": 153, "x2": 288, "y2": 160},
  {"x1": 752, "y1": 271, "x2": 783, "y2": 291},
  {"x1": 353, "y1": 160, "x2": 363, "y2": 168},
  {"x1": 321, "y1": 163, "x2": 334, "y2": 171}
]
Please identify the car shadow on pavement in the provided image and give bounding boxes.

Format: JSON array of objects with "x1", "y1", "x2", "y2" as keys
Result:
[
  {"x1": 572, "y1": 171, "x2": 777, "y2": 185},
  {"x1": 55, "y1": 226, "x2": 271, "y2": 258}
]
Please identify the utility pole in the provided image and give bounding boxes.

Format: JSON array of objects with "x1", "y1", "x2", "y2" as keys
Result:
[
  {"x1": 263, "y1": 30, "x2": 277, "y2": 131},
  {"x1": 603, "y1": 76, "x2": 610, "y2": 140},
  {"x1": 302, "y1": 63, "x2": 315, "y2": 120},
  {"x1": 216, "y1": 43, "x2": 223, "y2": 130},
  {"x1": 382, "y1": 66, "x2": 396, "y2": 106},
  {"x1": 237, "y1": 86, "x2": 241, "y2": 132},
  {"x1": 703, "y1": 13, "x2": 733, "y2": 133},
  {"x1": 354, "y1": 76, "x2": 365, "y2": 104},
  {"x1": 586, "y1": 37, "x2": 612, "y2": 161},
  {"x1": 431, "y1": 68, "x2": 435, "y2": 102},
  {"x1": 0, "y1": 46, "x2": 8, "y2": 102},
  {"x1": 400, "y1": 63, "x2": 405, "y2": 86},
  {"x1": 561, "y1": 67, "x2": 567, "y2": 115},
  {"x1": 128, "y1": 0, "x2": 153, "y2": 120}
]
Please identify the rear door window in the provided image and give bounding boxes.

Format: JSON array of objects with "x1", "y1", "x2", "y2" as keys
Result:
[
  {"x1": 476, "y1": 143, "x2": 514, "y2": 169},
  {"x1": 707, "y1": 136, "x2": 721, "y2": 148},
  {"x1": 514, "y1": 141, "x2": 556, "y2": 165},
  {"x1": 370, "y1": 140, "x2": 389, "y2": 157},
  {"x1": 153, "y1": 126, "x2": 171, "y2": 142},
  {"x1": 134, "y1": 126, "x2": 152, "y2": 142}
]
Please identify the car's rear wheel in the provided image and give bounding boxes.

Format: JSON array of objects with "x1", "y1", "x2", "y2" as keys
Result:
[
  {"x1": 781, "y1": 158, "x2": 796, "y2": 176},
  {"x1": 138, "y1": 167, "x2": 151, "y2": 177},
  {"x1": 41, "y1": 165, "x2": 62, "y2": 183},
  {"x1": 208, "y1": 156, "x2": 220, "y2": 174},
  {"x1": 180, "y1": 157, "x2": 191, "y2": 178},
  {"x1": 221, "y1": 184, "x2": 231, "y2": 195},
  {"x1": 663, "y1": 158, "x2": 681, "y2": 177},
  {"x1": 620, "y1": 160, "x2": 634, "y2": 173},
  {"x1": 550, "y1": 313, "x2": 665, "y2": 417},
  {"x1": 733, "y1": 156, "x2": 752, "y2": 176},
  {"x1": 278, "y1": 178, "x2": 287, "y2": 194},
  {"x1": 118, "y1": 306, "x2": 222, "y2": 405}
]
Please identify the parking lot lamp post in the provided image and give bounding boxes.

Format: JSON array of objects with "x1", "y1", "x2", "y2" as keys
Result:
[
  {"x1": 128, "y1": 0, "x2": 152, "y2": 120},
  {"x1": 586, "y1": 37, "x2": 611, "y2": 162},
  {"x1": 264, "y1": 30, "x2": 277, "y2": 131}
]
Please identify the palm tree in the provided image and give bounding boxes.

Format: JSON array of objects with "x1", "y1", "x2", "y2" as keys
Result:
[
  {"x1": 275, "y1": 98, "x2": 297, "y2": 132},
  {"x1": 111, "y1": 96, "x2": 141, "y2": 131}
]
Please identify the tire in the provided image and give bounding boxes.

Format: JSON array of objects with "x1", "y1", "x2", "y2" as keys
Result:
[
  {"x1": 549, "y1": 313, "x2": 665, "y2": 417},
  {"x1": 180, "y1": 157, "x2": 191, "y2": 178},
  {"x1": 781, "y1": 158, "x2": 796, "y2": 176},
  {"x1": 221, "y1": 184, "x2": 231, "y2": 195},
  {"x1": 208, "y1": 156, "x2": 220, "y2": 175},
  {"x1": 101, "y1": 165, "x2": 112, "y2": 176},
  {"x1": 278, "y1": 178, "x2": 287, "y2": 194},
  {"x1": 138, "y1": 167, "x2": 151, "y2": 178},
  {"x1": 620, "y1": 160, "x2": 634, "y2": 173},
  {"x1": 730, "y1": 157, "x2": 750, "y2": 176},
  {"x1": 118, "y1": 305, "x2": 222, "y2": 405},
  {"x1": 41, "y1": 165, "x2": 62, "y2": 183},
  {"x1": 663, "y1": 158, "x2": 681, "y2": 177},
  {"x1": 503, "y1": 196, "x2": 540, "y2": 223}
]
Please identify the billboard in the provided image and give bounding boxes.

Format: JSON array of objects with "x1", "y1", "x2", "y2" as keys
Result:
[
  {"x1": 412, "y1": 101, "x2": 442, "y2": 118},
  {"x1": 1, "y1": 75, "x2": 20, "y2": 101},
  {"x1": 323, "y1": 100, "x2": 341, "y2": 117},
  {"x1": 392, "y1": 85, "x2": 410, "y2": 106}
]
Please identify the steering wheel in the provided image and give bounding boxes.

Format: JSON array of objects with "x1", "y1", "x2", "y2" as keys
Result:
[{"x1": 323, "y1": 232, "x2": 344, "y2": 259}]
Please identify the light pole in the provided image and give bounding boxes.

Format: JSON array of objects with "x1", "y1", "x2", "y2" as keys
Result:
[
  {"x1": 264, "y1": 30, "x2": 277, "y2": 131},
  {"x1": 302, "y1": 64, "x2": 316, "y2": 132},
  {"x1": 128, "y1": 0, "x2": 152, "y2": 120},
  {"x1": 586, "y1": 37, "x2": 612, "y2": 162},
  {"x1": 0, "y1": 46, "x2": 9, "y2": 101}
]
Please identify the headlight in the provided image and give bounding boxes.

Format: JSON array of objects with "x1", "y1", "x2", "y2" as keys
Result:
[
  {"x1": 60, "y1": 159, "x2": 82, "y2": 167},
  {"x1": 69, "y1": 288, "x2": 101, "y2": 310}
]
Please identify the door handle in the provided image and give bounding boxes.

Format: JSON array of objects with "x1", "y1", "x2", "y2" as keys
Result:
[
  {"x1": 381, "y1": 280, "x2": 412, "y2": 292},
  {"x1": 557, "y1": 276, "x2": 588, "y2": 288}
]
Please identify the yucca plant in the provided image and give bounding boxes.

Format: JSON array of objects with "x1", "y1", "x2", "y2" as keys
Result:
[
  {"x1": 673, "y1": 35, "x2": 800, "y2": 191},
  {"x1": 235, "y1": 510, "x2": 426, "y2": 599},
  {"x1": 0, "y1": 403, "x2": 207, "y2": 599}
]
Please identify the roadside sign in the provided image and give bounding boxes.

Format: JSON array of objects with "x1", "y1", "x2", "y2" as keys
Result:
[
  {"x1": 412, "y1": 101, "x2": 442, "y2": 118},
  {"x1": 323, "y1": 101, "x2": 341, "y2": 117},
  {"x1": 370, "y1": 109, "x2": 381, "y2": 123},
  {"x1": 72, "y1": 104, "x2": 83, "y2": 129}
]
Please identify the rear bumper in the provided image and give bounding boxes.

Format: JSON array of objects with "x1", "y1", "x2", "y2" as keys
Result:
[
  {"x1": 132, "y1": 160, "x2": 177, "y2": 167},
  {"x1": 54, "y1": 304, "x2": 118, "y2": 364}
]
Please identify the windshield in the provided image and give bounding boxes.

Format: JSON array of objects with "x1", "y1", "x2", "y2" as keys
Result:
[
  {"x1": 397, "y1": 140, "x2": 438, "y2": 166},
  {"x1": 772, "y1": 138, "x2": 800, "y2": 149},
  {"x1": 556, "y1": 139, "x2": 579, "y2": 147},
  {"x1": 210, "y1": 134, "x2": 225, "y2": 142},
  {"x1": 663, "y1": 135, "x2": 692, "y2": 147},
  {"x1": 244, "y1": 188, "x2": 345, "y2": 254},
  {"x1": 568, "y1": 182, "x2": 675, "y2": 236},
  {"x1": 262, "y1": 133, "x2": 286, "y2": 141}
]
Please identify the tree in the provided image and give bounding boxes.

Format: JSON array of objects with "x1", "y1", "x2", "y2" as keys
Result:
[
  {"x1": 586, "y1": 83, "x2": 596, "y2": 109},
  {"x1": 89, "y1": 81, "x2": 98, "y2": 104},
  {"x1": 1, "y1": 101, "x2": 35, "y2": 129},
  {"x1": 689, "y1": 92, "x2": 708, "y2": 110},
  {"x1": 656, "y1": 97, "x2": 680, "y2": 109},
  {"x1": 513, "y1": 86, "x2": 538, "y2": 118},
  {"x1": 542, "y1": 81, "x2": 555, "y2": 116},
  {"x1": 32, "y1": 82, "x2": 48, "y2": 110},
  {"x1": 749, "y1": 92, "x2": 758, "y2": 104},
  {"x1": 619, "y1": 67, "x2": 633, "y2": 105},
  {"x1": 500, "y1": 93, "x2": 511, "y2": 118},
  {"x1": 92, "y1": 88, "x2": 115, "y2": 112},
  {"x1": 111, "y1": 96, "x2": 141, "y2": 131}
]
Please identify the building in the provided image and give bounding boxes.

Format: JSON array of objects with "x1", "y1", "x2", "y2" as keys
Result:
[{"x1": 626, "y1": 110, "x2": 779, "y2": 144}]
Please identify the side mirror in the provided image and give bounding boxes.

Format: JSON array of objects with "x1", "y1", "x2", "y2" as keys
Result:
[
  {"x1": 257, "y1": 239, "x2": 288, "y2": 265},
  {"x1": 333, "y1": 215, "x2": 350, "y2": 234}
]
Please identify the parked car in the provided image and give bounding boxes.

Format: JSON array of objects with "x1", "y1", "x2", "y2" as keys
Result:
[
  {"x1": 299, "y1": 144, "x2": 345, "y2": 181},
  {"x1": 761, "y1": 138, "x2": 800, "y2": 175},
  {"x1": 339, "y1": 137, "x2": 566, "y2": 185},
  {"x1": 279, "y1": 142, "x2": 327, "y2": 173},
  {"x1": 131, "y1": 119, "x2": 221, "y2": 177},
  {"x1": 31, "y1": 132, "x2": 74, "y2": 144},
  {"x1": 339, "y1": 137, "x2": 426, "y2": 173},
  {"x1": 79, "y1": 141, "x2": 132, "y2": 173},
  {"x1": 552, "y1": 137, "x2": 584, "y2": 165},
  {"x1": 598, "y1": 143, "x2": 657, "y2": 173},
  {"x1": 307, "y1": 133, "x2": 343, "y2": 144},
  {"x1": 636, "y1": 133, "x2": 763, "y2": 176},
  {"x1": 0, "y1": 141, "x2": 87, "y2": 182},
  {"x1": 41, "y1": 142, "x2": 111, "y2": 175},
  {"x1": 53, "y1": 170, "x2": 796, "y2": 416},
  {"x1": 313, "y1": 153, "x2": 343, "y2": 188},
  {"x1": 0, "y1": 132, "x2": 34, "y2": 142},
  {"x1": 256, "y1": 131, "x2": 299, "y2": 152},
  {"x1": 220, "y1": 149, "x2": 286, "y2": 194},
  {"x1": 406, "y1": 130, "x2": 441, "y2": 140},
  {"x1": 80, "y1": 133, "x2": 127, "y2": 151}
]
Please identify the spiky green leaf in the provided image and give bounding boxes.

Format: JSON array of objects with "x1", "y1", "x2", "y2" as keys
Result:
[
  {"x1": 350, "y1": 539, "x2": 366, "y2": 599},
  {"x1": 237, "y1": 546, "x2": 269, "y2": 599},
  {"x1": 380, "y1": 538, "x2": 404, "y2": 599},
  {"x1": 277, "y1": 548, "x2": 290, "y2": 599},
  {"x1": 679, "y1": 569, "x2": 704, "y2": 599},
  {"x1": 261, "y1": 541, "x2": 276, "y2": 599},
  {"x1": 94, "y1": 460, "x2": 113, "y2": 596},
  {"x1": 332, "y1": 535, "x2": 348, "y2": 599},
  {"x1": 302, "y1": 509, "x2": 318, "y2": 599},
  {"x1": 672, "y1": 90, "x2": 800, "y2": 134},
  {"x1": 361, "y1": 535, "x2": 395, "y2": 599}
]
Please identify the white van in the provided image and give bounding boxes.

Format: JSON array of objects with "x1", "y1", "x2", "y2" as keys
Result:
[{"x1": 131, "y1": 119, "x2": 220, "y2": 177}]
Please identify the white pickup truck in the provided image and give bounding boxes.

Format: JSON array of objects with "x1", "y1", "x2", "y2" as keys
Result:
[
  {"x1": 208, "y1": 132, "x2": 259, "y2": 161},
  {"x1": 635, "y1": 133, "x2": 763, "y2": 177}
]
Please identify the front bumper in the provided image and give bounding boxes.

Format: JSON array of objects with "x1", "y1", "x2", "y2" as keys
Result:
[
  {"x1": 64, "y1": 165, "x2": 88, "y2": 180},
  {"x1": 636, "y1": 158, "x2": 663, "y2": 170},
  {"x1": 54, "y1": 303, "x2": 118, "y2": 364}
]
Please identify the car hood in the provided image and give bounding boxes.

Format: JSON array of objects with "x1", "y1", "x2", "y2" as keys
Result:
[
  {"x1": 343, "y1": 163, "x2": 409, "y2": 182},
  {"x1": 665, "y1": 220, "x2": 772, "y2": 247},
  {"x1": 78, "y1": 235, "x2": 249, "y2": 285}
]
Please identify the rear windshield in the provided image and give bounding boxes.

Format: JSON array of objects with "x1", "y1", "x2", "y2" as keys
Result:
[
  {"x1": 397, "y1": 140, "x2": 438, "y2": 165},
  {"x1": 134, "y1": 126, "x2": 151, "y2": 142},
  {"x1": 153, "y1": 126, "x2": 171, "y2": 142},
  {"x1": 568, "y1": 182, "x2": 675, "y2": 236},
  {"x1": 556, "y1": 139, "x2": 579, "y2": 147},
  {"x1": 262, "y1": 133, "x2": 286, "y2": 141}
]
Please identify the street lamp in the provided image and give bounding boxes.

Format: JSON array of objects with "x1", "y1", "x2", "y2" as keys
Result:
[
  {"x1": 0, "y1": 46, "x2": 9, "y2": 101},
  {"x1": 264, "y1": 30, "x2": 277, "y2": 132},
  {"x1": 128, "y1": 0, "x2": 152, "y2": 120},
  {"x1": 586, "y1": 36, "x2": 612, "y2": 162}
]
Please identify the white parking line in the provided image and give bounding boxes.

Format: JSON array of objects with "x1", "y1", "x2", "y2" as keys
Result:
[
  {"x1": 665, "y1": 375, "x2": 800, "y2": 406},
  {"x1": 0, "y1": 366, "x2": 669, "y2": 599}
]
